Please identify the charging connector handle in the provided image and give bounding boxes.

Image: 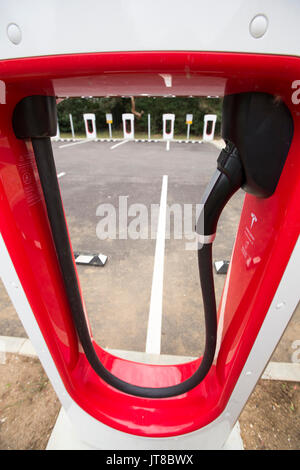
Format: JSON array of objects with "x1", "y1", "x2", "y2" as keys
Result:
[
  {"x1": 194, "y1": 143, "x2": 244, "y2": 395},
  {"x1": 196, "y1": 142, "x2": 244, "y2": 241}
]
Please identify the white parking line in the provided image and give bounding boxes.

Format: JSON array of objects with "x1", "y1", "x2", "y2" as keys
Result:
[
  {"x1": 110, "y1": 140, "x2": 128, "y2": 150},
  {"x1": 59, "y1": 140, "x2": 90, "y2": 149},
  {"x1": 146, "y1": 175, "x2": 168, "y2": 355}
]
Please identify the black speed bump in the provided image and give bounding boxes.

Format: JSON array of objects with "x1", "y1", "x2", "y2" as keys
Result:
[
  {"x1": 214, "y1": 260, "x2": 229, "y2": 274},
  {"x1": 73, "y1": 252, "x2": 108, "y2": 267}
]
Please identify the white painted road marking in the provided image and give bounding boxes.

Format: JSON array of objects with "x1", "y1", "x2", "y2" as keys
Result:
[
  {"x1": 59, "y1": 140, "x2": 90, "y2": 148},
  {"x1": 110, "y1": 140, "x2": 128, "y2": 150},
  {"x1": 146, "y1": 175, "x2": 168, "y2": 355},
  {"x1": 57, "y1": 172, "x2": 66, "y2": 179}
]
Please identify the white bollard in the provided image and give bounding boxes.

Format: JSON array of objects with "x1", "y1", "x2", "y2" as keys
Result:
[
  {"x1": 106, "y1": 113, "x2": 113, "y2": 139},
  {"x1": 83, "y1": 113, "x2": 97, "y2": 139},
  {"x1": 186, "y1": 114, "x2": 193, "y2": 140},
  {"x1": 203, "y1": 114, "x2": 217, "y2": 141},
  {"x1": 122, "y1": 113, "x2": 134, "y2": 140},
  {"x1": 69, "y1": 114, "x2": 75, "y2": 139},
  {"x1": 162, "y1": 114, "x2": 175, "y2": 141},
  {"x1": 148, "y1": 113, "x2": 151, "y2": 140}
]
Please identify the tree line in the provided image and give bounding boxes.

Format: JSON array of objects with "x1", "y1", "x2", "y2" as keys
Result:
[{"x1": 57, "y1": 96, "x2": 222, "y2": 137}]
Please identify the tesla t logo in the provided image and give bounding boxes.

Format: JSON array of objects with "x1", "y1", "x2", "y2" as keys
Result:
[{"x1": 250, "y1": 212, "x2": 257, "y2": 229}]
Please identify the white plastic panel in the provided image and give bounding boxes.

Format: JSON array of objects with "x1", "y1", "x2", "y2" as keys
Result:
[{"x1": 0, "y1": 1, "x2": 300, "y2": 60}]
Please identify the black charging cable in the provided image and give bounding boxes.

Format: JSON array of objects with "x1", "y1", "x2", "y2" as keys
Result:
[
  {"x1": 13, "y1": 96, "x2": 245, "y2": 398},
  {"x1": 30, "y1": 138, "x2": 244, "y2": 398}
]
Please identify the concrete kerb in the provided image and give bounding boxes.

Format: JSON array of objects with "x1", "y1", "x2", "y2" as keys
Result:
[
  {"x1": 1, "y1": 335, "x2": 299, "y2": 382},
  {"x1": 0, "y1": 335, "x2": 37, "y2": 359}
]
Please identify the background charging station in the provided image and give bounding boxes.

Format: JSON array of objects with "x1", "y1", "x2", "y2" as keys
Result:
[
  {"x1": 122, "y1": 113, "x2": 135, "y2": 140},
  {"x1": 83, "y1": 113, "x2": 97, "y2": 139},
  {"x1": 203, "y1": 114, "x2": 217, "y2": 142}
]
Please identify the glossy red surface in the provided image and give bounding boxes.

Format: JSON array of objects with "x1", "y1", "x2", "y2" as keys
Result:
[{"x1": 0, "y1": 51, "x2": 299, "y2": 437}]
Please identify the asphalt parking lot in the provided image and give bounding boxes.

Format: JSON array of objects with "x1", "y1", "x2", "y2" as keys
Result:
[{"x1": 0, "y1": 139, "x2": 299, "y2": 362}]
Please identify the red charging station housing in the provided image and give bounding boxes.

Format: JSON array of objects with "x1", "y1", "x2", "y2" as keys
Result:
[{"x1": 0, "y1": 44, "x2": 299, "y2": 447}]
